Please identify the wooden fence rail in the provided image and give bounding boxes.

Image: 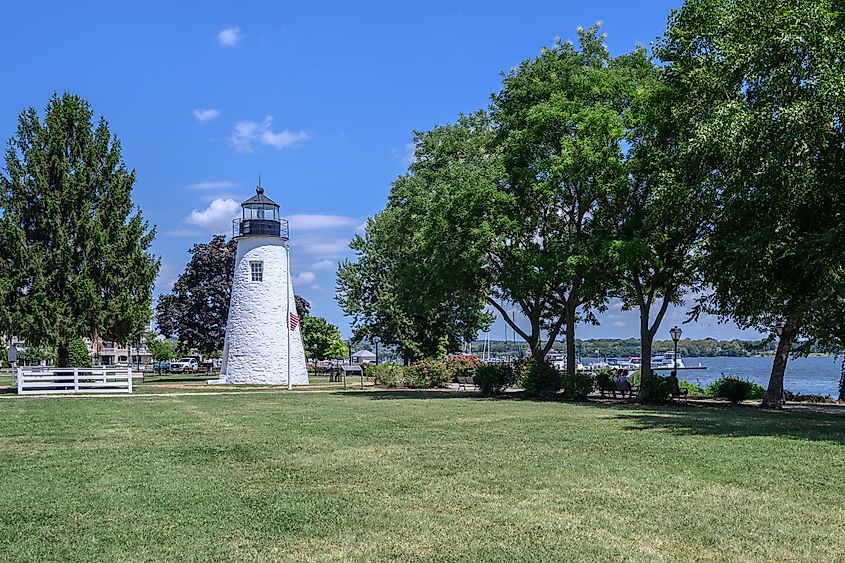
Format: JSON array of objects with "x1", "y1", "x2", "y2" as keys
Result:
[{"x1": 17, "y1": 367, "x2": 133, "y2": 395}]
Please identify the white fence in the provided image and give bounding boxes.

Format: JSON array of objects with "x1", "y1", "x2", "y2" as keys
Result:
[{"x1": 17, "y1": 367, "x2": 133, "y2": 395}]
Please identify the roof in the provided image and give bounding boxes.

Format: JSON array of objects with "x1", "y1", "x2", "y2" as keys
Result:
[
  {"x1": 242, "y1": 186, "x2": 279, "y2": 207},
  {"x1": 351, "y1": 350, "x2": 376, "y2": 358}
]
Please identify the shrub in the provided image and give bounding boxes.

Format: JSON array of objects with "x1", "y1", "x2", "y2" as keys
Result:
[
  {"x1": 748, "y1": 382, "x2": 766, "y2": 400},
  {"x1": 443, "y1": 355, "x2": 482, "y2": 382},
  {"x1": 475, "y1": 363, "x2": 515, "y2": 396},
  {"x1": 594, "y1": 369, "x2": 615, "y2": 396},
  {"x1": 707, "y1": 375, "x2": 753, "y2": 404},
  {"x1": 369, "y1": 362, "x2": 404, "y2": 388},
  {"x1": 784, "y1": 390, "x2": 835, "y2": 404},
  {"x1": 640, "y1": 375, "x2": 672, "y2": 403},
  {"x1": 68, "y1": 338, "x2": 92, "y2": 368},
  {"x1": 679, "y1": 379, "x2": 705, "y2": 396},
  {"x1": 561, "y1": 371, "x2": 594, "y2": 401},
  {"x1": 405, "y1": 359, "x2": 451, "y2": 389},
  {"x1": 518, "y1": 359, "x2": 561, "y2": 399}
]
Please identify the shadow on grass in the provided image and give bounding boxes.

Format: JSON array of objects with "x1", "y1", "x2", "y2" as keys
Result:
[
  {"x1": 595, "y1": 402, "x2": 845, "y2": 444},
  {"x1": 339, "y1": 388, "x2": 845, "y2": 444},
  {"x1": 337, "y1": 390, "x2": 479, "y2": 400}
]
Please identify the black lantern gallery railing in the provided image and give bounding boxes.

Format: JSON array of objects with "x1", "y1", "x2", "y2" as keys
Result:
[{"x1": 232, "y1": 218, "x2": 290, "y2": 239}]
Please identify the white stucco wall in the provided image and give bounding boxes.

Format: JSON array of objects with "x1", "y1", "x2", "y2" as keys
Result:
[{"x1": 220, "y1": 236, "x2": 309, "y2": 385}]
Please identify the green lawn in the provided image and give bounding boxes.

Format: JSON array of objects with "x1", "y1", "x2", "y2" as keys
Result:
[{"x1": 1, "y1": 390, "x2": 843, "y2": 562}]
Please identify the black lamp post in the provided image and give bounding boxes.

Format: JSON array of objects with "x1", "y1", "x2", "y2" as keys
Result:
[
  {"x1": 373, "y1": 336, "x2": 381, "y2": 365},
  {"x1": 775, "y1": 321, "x2": 786, "y2": 338},
  {"x1": 669, "y1": 326, "x2": 682, "y2": 369}
]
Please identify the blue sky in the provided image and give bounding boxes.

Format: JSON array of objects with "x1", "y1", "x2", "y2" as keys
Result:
[{"x1": 0, "y1": 0, "x2": 762, "y2": 342}]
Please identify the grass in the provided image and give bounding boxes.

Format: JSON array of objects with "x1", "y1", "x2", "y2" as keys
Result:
[{"x1": 0, "y1": 389, "x2": 844, "y2": 561}]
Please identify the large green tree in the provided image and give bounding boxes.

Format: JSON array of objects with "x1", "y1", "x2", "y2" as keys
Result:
[
  {"x1": 0, "y1": 93, "x2": 159, "y2": 367},
  {"x1": 301, "y1": 315, "x2": 343, "y2": 361},
  {"x1": 599, "y1": 51, "x2": 715, "y2": 383},
  {"x1": 658, "y1": 0, "x2": 845, "y2": 407},
  {"x1": 486, "y1": 25, "x2": 644, "y2": 369}
]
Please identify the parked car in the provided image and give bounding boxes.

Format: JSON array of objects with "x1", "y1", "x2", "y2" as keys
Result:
[
  {"x1": 170, "y1": 357, "x2": 199, "y2": 374},
  {"x1": 152, "y1": 361, "x2": 171, "y2": 373}
]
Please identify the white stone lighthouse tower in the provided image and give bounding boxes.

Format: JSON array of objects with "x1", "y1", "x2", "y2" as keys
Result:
[{"x1": 217, "y1": 184, "x2": 308, "y2": 386}]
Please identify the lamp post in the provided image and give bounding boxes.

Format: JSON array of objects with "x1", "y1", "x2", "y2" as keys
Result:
[
  {"x1": 775, "y1": 321, "x2": 786, "y2": 338},
  {"x1": 669, "y1": 326, "x2": 682, "y2": 369},
  {"x1": 373, "y1": 336, "x2": 381, "y2": 365}
]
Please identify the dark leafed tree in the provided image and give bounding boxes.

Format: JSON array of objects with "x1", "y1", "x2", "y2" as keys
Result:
[
  {"x1": 295, "y1": 295, "x2": 311, "y2": 318},
  {"x1": 155, "y1": 235, "x2": 236, "y2": 355},
  {"x1": 658, "y1": 0, "x2": 845, "y2": 408},
  {"x1": 0, "y1": 93, "x2": 159, "y2": 367}
]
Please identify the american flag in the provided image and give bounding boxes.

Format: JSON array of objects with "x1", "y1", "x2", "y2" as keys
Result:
[{"x1": 289, "y1": 312, "x2": 300, "y2": 331}]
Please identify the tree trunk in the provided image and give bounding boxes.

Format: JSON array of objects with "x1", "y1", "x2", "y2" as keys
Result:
[
  {"x1": 839, "y1": 360, "x2": 845, "y2": 403},
  {"x1": 57, "y1": 342, "x2": 69, "y2": 368},
  {"x1": 761, "y1": 324, "x2": 798, "y2": 409},
  {"x1": 565, "y1": 305, "x2": 577, "y2": 378},
  {"x1": 639, "y1": 307, "x2": 652, "y2": 383}
]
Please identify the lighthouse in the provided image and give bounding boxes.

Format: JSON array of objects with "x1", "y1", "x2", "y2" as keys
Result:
[{"x1": 217, "y1": 183, "x2": 309, "y2": 386}]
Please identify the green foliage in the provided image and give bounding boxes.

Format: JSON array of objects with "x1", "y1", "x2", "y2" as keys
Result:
[
  {"x1": 706, "y1": 376, "x2": 754, "y2": 404},
  {"x1": 640, "y1": 375, "x2": 672, "y2": 403},
  {"x1": 474, "y1": 363, "x2": 516, "y2": 396},
  {"x1": 560, "y1": 372, "x2": 594, "y2": 401},
  {"x1": 67, "y1": 338, "x2": 92, "y2": 368},
  {"x1": 369, "y1": 362, "x2": 404, "y2": 388},
  {"x1": 404, "y1": 359, "x2": 451, "y2": 389},
  {"x1": 155, "y1": 235, "x2": 235, "y2": 355},
  {"x1": 0, "y1": 93, "x2": 159, "y2": 366},
  {"x1": 658, "y1": 0, "x2": 845, "y2": 400},
  {"x1": 679, "y1": 380, "x2": 705, "y2": 396},
  {"x1": 301, "y1": 316, "x2": 344, "y2": 361},
  {"x1": 143, "y1": 332, "x2": 177, "y2": 362},
  {"x1": 518, "y1": 359, "x2": 561, "y2": 399},
  {"x1": 325, "y1": 338, "x2": 349, "y2": 361},
  {"x1": 442, "y1": 355, "x2": 482, "y2": 382},
  {"x1": 17, "y1": 345, "x2": 54, "y2": 366}
]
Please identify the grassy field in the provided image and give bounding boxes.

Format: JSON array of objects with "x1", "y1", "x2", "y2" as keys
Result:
[{"x1": 1, "y1": 389, "x2": 844, "y2": 562}]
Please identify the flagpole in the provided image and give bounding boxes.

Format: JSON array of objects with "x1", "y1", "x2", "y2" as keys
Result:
[{"x1": 286, "y1": 241, "x2": 292, "y2": 390}]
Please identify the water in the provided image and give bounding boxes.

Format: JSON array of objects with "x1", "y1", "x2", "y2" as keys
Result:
[
  {"x1": 583, "y1": 356, "x2": 842, "y2": 397},
  {"x1": 682, "y1": 356, "x2": 842, "y2": 398}
]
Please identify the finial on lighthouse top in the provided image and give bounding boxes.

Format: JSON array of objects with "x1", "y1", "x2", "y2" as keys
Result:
[{"x1": 257, "y1": 174, "x2": 264, "y2": 195}]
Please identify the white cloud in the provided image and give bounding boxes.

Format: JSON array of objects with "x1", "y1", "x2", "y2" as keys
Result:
[
  {"x1": 187, "y1": 181, "x2": 237, "y2": 190},
  {"x1": 230, "y1": 115, "x2": 308, "y2": 153},
  {"x1": 185, "y1": 198, "x2": 241, "y2": 234},
  {"x1": 217, "y1": 27, "x2": 243, "y2": 47},
  {"x1": 310, "y1": 259, "x2": 336, "y2": 271},
  {"x1": 390, "y1": 143, "x2": 416, "y2": 166},
  {"x1": 294, "y1": 271, "x2": 316, "y2": 285},
  {"x1": 193, "y1": 108, "x2": 220, "y2": 123},
  {"x1": 295, "y1": 236, "x2": 351, "y2": 258},
  {"x1": 288, "y1": 214, "x2": 359, "y2": 232}
]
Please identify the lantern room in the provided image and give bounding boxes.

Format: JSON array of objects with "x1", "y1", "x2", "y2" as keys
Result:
[{"x1": 233, "y1": 185, "x2": 289, "y2": 239}]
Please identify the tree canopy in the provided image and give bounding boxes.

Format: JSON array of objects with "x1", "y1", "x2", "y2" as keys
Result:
[
  {"x1": 0, "y1": 93, "x2": 159, "y2": 366},
  {"x1": 658, "y1": 0, "x2": 845, "y2": 406}
]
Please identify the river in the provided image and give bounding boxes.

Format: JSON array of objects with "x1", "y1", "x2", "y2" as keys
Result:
[{"x1": 582, "y1": 355, "x2": 843, "y2": 397}]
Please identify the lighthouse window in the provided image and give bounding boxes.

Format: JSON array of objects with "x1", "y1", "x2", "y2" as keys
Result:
[{"x1": 250, "y1": 261, "x2": 263, "y2": 282}]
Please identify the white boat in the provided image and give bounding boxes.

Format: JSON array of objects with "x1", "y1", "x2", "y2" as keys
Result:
[{"x1": 650, "y1": 352, "x2": 685, "y2": 369}]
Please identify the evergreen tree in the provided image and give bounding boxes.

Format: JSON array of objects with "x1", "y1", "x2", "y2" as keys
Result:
[
  {"x1": 67, "y1": 338, "x2": 92, "y2": 368},
  {"x1": 0, "y1": 93, "x2": 159, "y2": 366}
]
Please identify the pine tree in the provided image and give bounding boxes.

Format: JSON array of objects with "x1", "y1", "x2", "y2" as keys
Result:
[{"x1": 0, "y1": 93, "x2": 159, "y2": 366}]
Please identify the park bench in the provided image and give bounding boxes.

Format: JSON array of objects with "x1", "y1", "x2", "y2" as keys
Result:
[
  {"x1": 670, "y1": 387, "x2": 689, "y2": 401},
  {"x1": 456, "y1": 376, "x2": 477, "y2": 391}
]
